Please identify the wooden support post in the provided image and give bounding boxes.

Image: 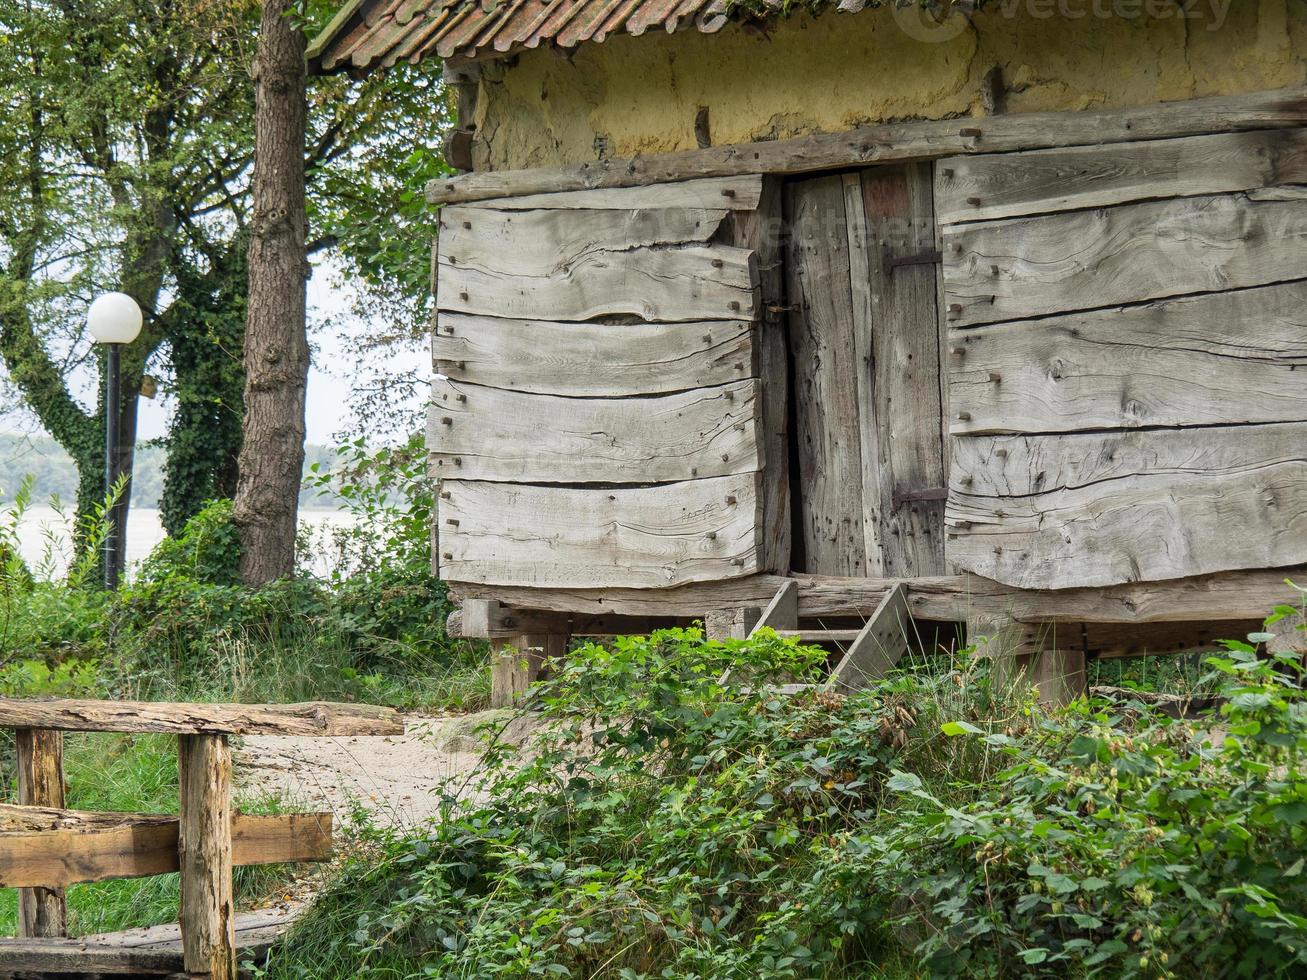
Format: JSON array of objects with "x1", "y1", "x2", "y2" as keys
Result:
[
  {"x1": 15, "y1": 728, "x2": 66, "y2": 938},
  {"x1": 178, "y1": 734, "x2": 235, "y2": 980},
  {"x1": 967, "y1": 613, "x2": 1085, "y2": 706},
  {"x1": 490, "y1": 634, "x2": 565, "y2": 707},
  {"x1": 705, "y1": 609, "x2": 761, "y2": 641},
  {"x1": 965, "y1": 609, "x2": 1031, "y2": 690},
  {"x1": 1027, "y1": 647, "x2": 1087, "y2": 707}
]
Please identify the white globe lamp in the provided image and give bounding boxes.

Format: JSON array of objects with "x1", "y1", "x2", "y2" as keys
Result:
[{"x1": 86, "y1": 292, "x2": 143, "y2": 346}]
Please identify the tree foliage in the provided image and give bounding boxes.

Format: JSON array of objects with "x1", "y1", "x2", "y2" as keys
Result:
[{"x1": 0, "y1": 0, "x2": 451, "y2": 538}]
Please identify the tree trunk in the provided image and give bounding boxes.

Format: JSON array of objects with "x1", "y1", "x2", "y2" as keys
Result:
[{"x1": 233, "y1": 0, "x2": 308, "y2": 586}]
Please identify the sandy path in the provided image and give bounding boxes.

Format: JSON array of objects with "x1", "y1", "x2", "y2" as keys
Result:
[{"x1": 232, "y1": 709, "x2": 540, "y2": 830}]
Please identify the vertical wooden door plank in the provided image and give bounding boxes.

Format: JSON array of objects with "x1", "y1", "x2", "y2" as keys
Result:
[
  {"x1": 722, "y1": 176, "x2": 791, "y2": 574},
  {"x1": 860, "y1": 163, "x2": 947, "y2": 577},
  {"x1": 842, "y1": 171, "x2": 887, "y2": 574},
  {"x1": 178, "y1": 733, "x2": 236, "y2": 980},
  {"x1": 783, "y1": 175, "x2": 867, "y2": 576},
  {"x1": 16, "y1": 728, "x2": 67, "y2": 938}
]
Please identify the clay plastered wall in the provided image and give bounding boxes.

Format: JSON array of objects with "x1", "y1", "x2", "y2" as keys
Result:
[{"x1": 470, "y1": 0, "x2": 1307, "y2": 171}]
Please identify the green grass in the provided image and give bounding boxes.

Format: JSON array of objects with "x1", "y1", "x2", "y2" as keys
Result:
[
  {"x1": 112, "y1": 621, "x2": 490, "y2": 713},
  {"x1": 1, "y1": 732, "x2": 295, "y2": 938}
]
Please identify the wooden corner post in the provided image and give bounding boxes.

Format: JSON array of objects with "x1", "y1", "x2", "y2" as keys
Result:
[
  {"x1": 178, "y1": 733, "x2": 236, "y2": 980},
  {"x1": 490, "y1": 634, "x2": 566, "y2": 707},
  {"x1": 15, "y1": 728, "x2": 66, "y2": 938}
]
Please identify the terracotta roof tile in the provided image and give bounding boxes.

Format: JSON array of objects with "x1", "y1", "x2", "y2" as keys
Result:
[{"x1": 308, "y1": 0, "x2": 801, "y2": 72}]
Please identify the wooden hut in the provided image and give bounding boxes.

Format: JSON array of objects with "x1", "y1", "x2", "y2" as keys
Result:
[{"x1": 309, "y1": 0, "x2": 1307, "y2": 704}]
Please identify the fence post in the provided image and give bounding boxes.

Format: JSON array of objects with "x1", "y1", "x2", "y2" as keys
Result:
[
  {"x1": 178, "y1": 733, "x2": 236, "y2": 980},
  {"x1": 16, "y1": 728, "x2": 67, "y2": 937}
]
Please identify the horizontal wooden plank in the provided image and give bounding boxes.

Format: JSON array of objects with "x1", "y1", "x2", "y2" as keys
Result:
[
  {"x1": 947, "y1": 423, "x2": 1307, "y2": 589},
  {"x1": 439, "y1": 475, "x2": 760, "y2": 589},
  {"x1": 438, "y1": 205, "x2": 726, "y2": 276},
  {"x1": 949, "y1": 281, "x2": 1307, "y2": 434},
  {"x1": 945, "y1": 192, "x2": 1307, "y2": 327},
  {"x1": 427, "y1": 86, "x2": 1307, "y2": 204},
  {"x1": 426, "y1": 378, "x2": 759, "y2": 483},
  {"x1": 936, "y1": 127, "x2": 1307, "y2": 224},
  {"x1": 438, "y1": 241, "x2": 757, "y2": 322},
  {"x1": 432, "y1": 313, "x2": 755, "y2": 396},
  {"x1": 451, "y1": 568, "x2": 1306, "y2": 627},
  {"x1": 0, "y1": 906, "x2": 302, "y2": 974},
  {"x1": 467, "y1": 175, "x2": 763, "y2": 211},
  {"x1": 0, "y1": 699, "x2": 403, "y2": 736},
  {"x1": 0, "y1": 812, "x2": 332, "y2": 887}
]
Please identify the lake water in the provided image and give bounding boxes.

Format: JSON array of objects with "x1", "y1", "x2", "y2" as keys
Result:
[{"x1": 9, "y1": 506, "x2": 357, "y2": 580}]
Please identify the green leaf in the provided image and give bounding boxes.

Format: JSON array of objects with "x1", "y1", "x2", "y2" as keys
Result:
[
  {"x1": 941, "y1": 720, "x2": 983, "y2": 737},
  {"x1": 886, "y1": 770, "x2": 923, "y2": 793}
]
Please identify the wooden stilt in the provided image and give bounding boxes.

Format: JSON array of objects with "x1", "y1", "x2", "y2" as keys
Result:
[
  {"x1": 178, "y1": 733, "x2": 235, "y2": 980},
  {"x1": 967, "y1": 613, "x2": 1085, "y2": 705},
  {"x1": 490, "y1": 634, "x2": 565, "y2": 707},
  {"x1": 1027, "y1": 647, "x2": 1087, "y2": 707},
  {"x1": 16, "y1": 728, "x2": 66, "y2": 938}
]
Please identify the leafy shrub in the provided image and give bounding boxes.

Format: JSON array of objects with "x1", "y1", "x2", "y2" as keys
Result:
[
  {"x1": 267, "y1": 624, "x2": 1307, "y2": 980},
  {"x1": 138, "y1": 498, "x2": 242, "y2": 587}
]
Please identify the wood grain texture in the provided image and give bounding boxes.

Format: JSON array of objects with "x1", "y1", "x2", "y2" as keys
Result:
[
  {"x1": 936, "y1": 127, "x2": 1307, "y2": 224},
  {"x1": 948, "y1": 423, "x2": 1307, "y2": 588},
  {"x1": 949, "y1": 280, "x2": 1307, "y2": 434},
  {"x1": 468, "y1": 175, "x2": 763, "y2": 211},
  {"x1": 428, "y1": 86, "x2": 1307, "y2": 204},
  {"x1": 439, "y1": 240, "x2": 757, "y2": 323},
  {"x1": 785, "y1": 175, "x2": 868, "y2": 576},
  {"x1": 0, "y1": 812, "x2": 331, "y2": 888},
  {"x1": 721, "y1": 176, "x2": 791, "y2": 574},
  {"x1": 16, "y1": 728, "x2": 66, "y2": 938},
  {"x1": 432, "y1": 313, "x2": 755, "y2": 396},
  {"x1": 439, "y1": 205, "x2": 727, "y2": 274},
  {"x1": 437, "y1": 204, "x2": 758, "y2": 322},
  {"x1": 450, "y1": 568, "x2": 1307, "y2": 625},
  {"x1": 178, "y1": 734, "x2": 235, "y2": 980},
  {"x1": 858, "y1": 164, "x2": 947, "y2": 576},
  {"x1": 426, "y1": 378, "x2": 760, "y2": 483},
  {"x1": 944, "y1": 192, "x2": 1307, "y2": 327},
  {"x1": 0, "y1": 698, "x2": 403, "y2": 736},
  {"x1": 438, "y1": 475, "x2": 761, "y2": 589}
]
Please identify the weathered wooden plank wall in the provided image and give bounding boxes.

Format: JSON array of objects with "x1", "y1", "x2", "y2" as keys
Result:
[
  {"x1": 429, "y1": 176, "x2": 776, "y2": 588},
  {"x1": 427, "y1": 378, "x2": 760, "y2": 483},
  {"x1": 438, "y1": 475, "x2": 761, "y2": 589},
  {"x1": 432, "y1": 314, "x2": 756, "y2": 396},
  {"x1": 941, "y1": 128, "x2": 1307, "y2": 589}
]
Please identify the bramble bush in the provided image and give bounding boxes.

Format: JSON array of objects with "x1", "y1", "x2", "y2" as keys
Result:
[{"x1": 266, "y1": 621, "x2": 1307, "y2": 979}]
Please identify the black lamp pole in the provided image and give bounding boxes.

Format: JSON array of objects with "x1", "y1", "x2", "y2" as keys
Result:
[{"x1": 103, "y1": 342, "x2": 122, "y2": 590}]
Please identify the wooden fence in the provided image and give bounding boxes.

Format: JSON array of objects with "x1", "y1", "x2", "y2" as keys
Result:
[{"x1": 0, "y1": 697, "x2": 404, "y2": 978}]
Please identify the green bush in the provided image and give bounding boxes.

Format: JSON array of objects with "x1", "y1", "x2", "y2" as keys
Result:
[{"x1": 265, "y1": 626, "x2": 1307, "y2": 980}]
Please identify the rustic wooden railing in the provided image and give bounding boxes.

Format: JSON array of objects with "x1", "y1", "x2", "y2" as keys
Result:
[{"x1": 0, "y1": 697, "x2": 404, "y2": 978}]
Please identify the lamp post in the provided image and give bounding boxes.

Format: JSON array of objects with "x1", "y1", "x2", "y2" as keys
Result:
[{"x1": 87, "y1": 292, "x2": 142, "y2": 589}]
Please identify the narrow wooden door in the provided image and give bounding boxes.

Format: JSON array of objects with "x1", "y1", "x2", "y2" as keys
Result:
[{"x1": 783, "y1": 163, "x2": 946, "y2": 578}]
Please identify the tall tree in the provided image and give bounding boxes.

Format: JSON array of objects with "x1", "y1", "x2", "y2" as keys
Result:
[{"x1": 233, "y1": 0, "x2": 307, "y2": 584}]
